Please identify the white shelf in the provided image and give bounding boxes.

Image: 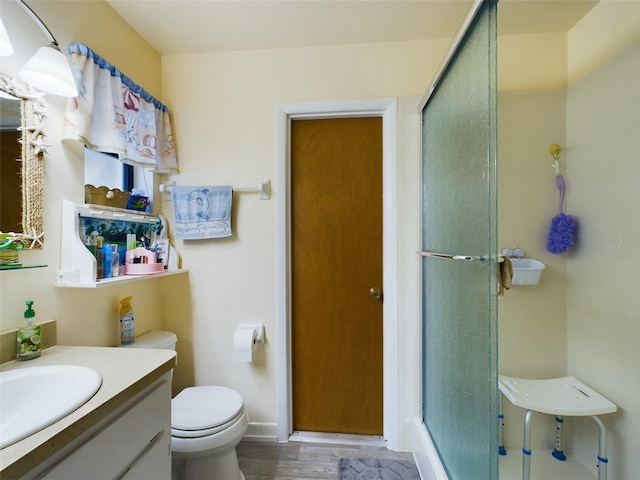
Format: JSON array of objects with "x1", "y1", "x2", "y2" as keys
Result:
[
  {"x1": 55, "y1": 269, "x2": 187, "y2": 288},
  {"x1": 57, "y1": 200, "x2": 185, "y2": 288}
]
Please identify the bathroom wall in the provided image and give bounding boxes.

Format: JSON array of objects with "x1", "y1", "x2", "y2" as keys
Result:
[
  {"x1": 497, "y1": 87, "x2": 568, "y2": 448},
  {"x1": 0, "y1": 1, "x2": 170, "y2": 345},
  {"x1": 1, "y1": 0, "x2": 637, "y2": 472},
  {"x1": 567, "y1": 0, "x2": 640, "y2": 85},
  {"x1": 496, "y1": 28, "x2": 572, "y2": 453},
  {"x1": 159, "y1": 2, "x2": 639, "y2": 457},
  {"x1": 160, "y1": 39, "x2": 449, "y2": 443},
  {"x1": 498, "y1": 31, "x2": 568, "y2": 92},
  {"x1": 498, "y1": 2, "x2": 640, "y2": 476},
  {"x1": 565, "y1": 40, "x2": 640, "y2": 479}
]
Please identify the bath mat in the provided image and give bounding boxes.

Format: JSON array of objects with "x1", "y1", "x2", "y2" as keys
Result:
[{"x1": 338, "y1": 457, "x2": 420, "y2": 480}]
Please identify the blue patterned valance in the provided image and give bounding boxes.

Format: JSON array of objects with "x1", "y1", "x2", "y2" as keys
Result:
[{"x1": 62, "y1": 42, "x2": 178, "y2": 174}]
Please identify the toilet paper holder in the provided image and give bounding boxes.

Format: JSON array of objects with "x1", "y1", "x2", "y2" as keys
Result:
[
  {"x1": 233, "y1": 324, "x2": 265, "y2": 362},
  {"x1": 236, "y1": 324, "x2": 264, "y2": 348}
]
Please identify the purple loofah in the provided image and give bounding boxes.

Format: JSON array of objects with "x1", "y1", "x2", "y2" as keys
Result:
[
  {"x1": 546, "y1": 212, "x2": 575, "y2": 254},
  {"x1": 546, "y1": 171, "x2": 575, "y2": 254}
]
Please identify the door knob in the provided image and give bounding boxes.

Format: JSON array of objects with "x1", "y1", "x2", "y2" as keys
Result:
[{"x1": 369, "y1": 287, "x2": 382, "y2": 300}]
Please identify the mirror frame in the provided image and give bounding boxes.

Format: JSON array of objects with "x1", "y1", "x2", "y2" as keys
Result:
[{"x1": 0, "y1": 72, "x2": 46, "y2": 249}]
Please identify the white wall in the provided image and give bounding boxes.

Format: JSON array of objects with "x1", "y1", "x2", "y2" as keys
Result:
[
  {"x1": 497, "y1": 2, "x2": 640, "y2": 475},
  {"x1": 396, "y1": 96, "x2": 423, "y2": 448},
  {"x1": 497, "y1": 88, "x2": 568, "y2": 449},
  {"x1": 565, "y1": 41, "x2": 640, "y2": 479},
  {"x1": 498, "y1": 32, "x2": 567, "y2": 92},
  {"x1": 0, "y1": 1, "x2": 171, "y2": 345},
  {"x1": 160, "y1": 39, "x2": 449, "y2": 444},
  {"x1": 1, "y1": 0, "x2": 637, "y2": 473},
  {"x1": 564, "y1": 3, "x2": 640, "y2": 477},
  {"x1": 568, "y1": 0, "x2": 640, "y2": 85}
]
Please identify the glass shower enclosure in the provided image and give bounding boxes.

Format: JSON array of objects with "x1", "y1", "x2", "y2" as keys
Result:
[{"x1": 420, "y1": 1, "x2": 499, "y2": 478}]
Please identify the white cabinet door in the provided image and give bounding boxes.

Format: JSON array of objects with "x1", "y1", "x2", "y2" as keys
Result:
[
  {"x1": 122, "y1": 431, "x2": 171, "y2": 480},
  {"x1": 43, "y1": 380, "x2": 171, "y2": 479}
]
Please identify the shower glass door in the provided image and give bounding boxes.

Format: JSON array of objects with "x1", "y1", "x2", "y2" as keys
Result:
[{"x1": 421, "y1": 1, "x2": 498, "y2": 478}]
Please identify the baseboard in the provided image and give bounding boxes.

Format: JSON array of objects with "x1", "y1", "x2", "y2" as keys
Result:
[
  {"x1": 242, "y1": 422, "x2": 279, "y2": 443},
  {"x1": 289, "y1": 431, "x2": 386, "y2": 447},
  {"x1": 411, "y1": 418, "x2": 448, "y2": 480}
]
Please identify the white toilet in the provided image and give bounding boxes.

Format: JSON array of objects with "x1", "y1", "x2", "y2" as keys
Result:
[{"x1": 122, "y1": 330, "x2": 249, "y2": 480}]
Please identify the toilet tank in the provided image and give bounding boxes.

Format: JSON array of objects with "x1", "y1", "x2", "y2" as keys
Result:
[{"x1": 121, "y1": 330, "x2": 177, "y2": 351}]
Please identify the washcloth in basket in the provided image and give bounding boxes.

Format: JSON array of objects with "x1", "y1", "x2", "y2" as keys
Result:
[
  {"x1": 171, "y1": 186, "x2": 232, "y2": 239},
  {"x1": 498, "y1": 255, "x2": 513, "y2": 298}
]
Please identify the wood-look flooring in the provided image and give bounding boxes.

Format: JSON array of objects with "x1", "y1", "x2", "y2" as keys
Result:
[{"x1": 236, "y1": 439, "x2": 416, "y2": 480}]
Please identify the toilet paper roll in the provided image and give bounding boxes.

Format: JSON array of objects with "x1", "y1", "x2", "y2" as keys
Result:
[{"x1": 233, "y1": 326, "x2": 257, "y2": 362}]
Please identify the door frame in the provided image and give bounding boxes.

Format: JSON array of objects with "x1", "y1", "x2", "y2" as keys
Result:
[{"x1": 276, "y1": 98, "x2": 399, "y2": 447}]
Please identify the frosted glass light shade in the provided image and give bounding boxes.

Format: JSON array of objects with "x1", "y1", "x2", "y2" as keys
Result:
[
  {"x1": 0, "y1": 17, "x2": 13, "y2": 56},
  {"x1": 19, "y1": 44, "x2": 78, "y2": 97}
]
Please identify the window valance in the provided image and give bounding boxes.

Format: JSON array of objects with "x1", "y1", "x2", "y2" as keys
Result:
[{"x1": 62, "y1": 42, "x2": 178, "y2": 174}]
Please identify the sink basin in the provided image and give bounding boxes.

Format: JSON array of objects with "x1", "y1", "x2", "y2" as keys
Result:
[{"x1": 0, "y1": 365, "x2": 102, "y2": 449}]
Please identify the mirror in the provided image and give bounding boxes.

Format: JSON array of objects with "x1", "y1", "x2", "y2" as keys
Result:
[
  {"x1": 0, "y1": 72, "x2": 46, "y2": 249},
  {"x1": 1, "y1": 93, "x2": 22, "y2": 232},
  {"x1": 84, "y1": 148, "x2": 154, "y2": 213}
]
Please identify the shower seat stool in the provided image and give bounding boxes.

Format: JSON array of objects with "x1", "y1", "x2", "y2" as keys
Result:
[{"x1": 498, "y1": 375, "x2": 617, "y2": 480}]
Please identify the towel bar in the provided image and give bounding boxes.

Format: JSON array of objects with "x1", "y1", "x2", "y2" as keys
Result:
[{"x1": 159, "y1": 180, "x2": 271, "y2": 200}]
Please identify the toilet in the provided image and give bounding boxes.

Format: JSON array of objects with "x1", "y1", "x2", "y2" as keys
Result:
[{"x1": 122, "y1": 330, "x2": 249, "y2": 480}]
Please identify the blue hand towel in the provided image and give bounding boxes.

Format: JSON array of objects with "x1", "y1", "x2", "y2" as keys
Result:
[{"x1": 171, "y1": 186, "x2": 232, "y2": 239}]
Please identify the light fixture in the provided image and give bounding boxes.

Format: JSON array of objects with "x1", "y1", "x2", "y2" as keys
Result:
[
  {"x1": 14, "y1": 0, "x2": 78, "y2": 97},
  {"x1": 0, "y1": 17, "x2": 14, "y2": 56}
]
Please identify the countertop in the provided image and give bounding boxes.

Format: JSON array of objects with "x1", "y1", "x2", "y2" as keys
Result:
[{"x1": 0, "y1": 345, "x2": 176, "y2": 479}]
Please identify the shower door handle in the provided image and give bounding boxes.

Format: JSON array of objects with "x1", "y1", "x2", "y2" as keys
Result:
[
  {"x1": 419, "y1": 249, "x2": 485, "y2": 262},
  {"x1": 369, "y1": 287, "x2": 382, "y2": 300}
]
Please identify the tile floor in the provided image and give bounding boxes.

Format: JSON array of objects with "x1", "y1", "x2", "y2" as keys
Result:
[{"x1": 236, "y1": 436, "x2": 416, "y2": 480}]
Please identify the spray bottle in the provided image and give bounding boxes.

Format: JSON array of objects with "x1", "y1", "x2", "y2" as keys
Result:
[{"x1": 119, "y1": 296, "x2": 135, "y2": 345}]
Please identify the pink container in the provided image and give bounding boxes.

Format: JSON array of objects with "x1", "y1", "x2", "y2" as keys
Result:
[{"x1": 125, "y1": 247, "x2": 164, "y2": 276}]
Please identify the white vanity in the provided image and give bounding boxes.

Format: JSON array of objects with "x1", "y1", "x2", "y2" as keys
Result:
[{"x1": 0, "y1": 345, "x2": 175, "y2": 479}]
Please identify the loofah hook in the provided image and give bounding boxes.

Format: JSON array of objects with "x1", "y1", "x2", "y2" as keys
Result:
[
  {"x1": 546, "y1": 143, "x2": 574, "y2": 254},
  {"x1": 549, "y1": 144, "x2": 561, "y2": 175}
]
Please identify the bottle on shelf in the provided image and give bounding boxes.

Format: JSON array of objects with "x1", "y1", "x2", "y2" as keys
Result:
[
  {"x1": 111, "y1": 244, "x2": 120, "y2": 277},
  {"x1": 96, "y1": 236, "x2": 104, "y2": 279}
]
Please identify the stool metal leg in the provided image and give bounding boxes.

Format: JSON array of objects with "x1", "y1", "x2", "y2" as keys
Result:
[
  {"x1": 552, "y1": 415, "x2": 567, "y2": 461},
  {"x1": 522, "y1": 410, "x2": 533, "y2": 480},
  {"x1": 499, "y1": 393, "x2": 507, "y2": 456},
  {"x1": 591, "y1": 415, "x2": 609, "y2": 480}
]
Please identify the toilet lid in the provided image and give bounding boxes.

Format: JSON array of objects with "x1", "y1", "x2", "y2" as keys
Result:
[{"x1": 172, "y1": 386, "x2": 244, "y2": 431}]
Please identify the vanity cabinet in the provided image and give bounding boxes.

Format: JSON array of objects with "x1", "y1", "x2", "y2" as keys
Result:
[{"x1": 38, "y1": 378, "x2": 171, "y2": 479}]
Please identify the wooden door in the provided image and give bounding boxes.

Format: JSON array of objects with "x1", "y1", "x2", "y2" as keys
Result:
[{"x1": 291, "y1": 117, "x2": 383, "y2": 435}]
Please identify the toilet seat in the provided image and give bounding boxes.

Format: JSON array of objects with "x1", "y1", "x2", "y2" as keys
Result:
[
  {"x1": 171, "y1": 386, "x2": 244, "y2": 439},
  {"x1": 171, "y1": 407, "x2": 249, "y2": 457},
  {"x1": 172, "y1": 408, "x2": 246, "y2": 438}
]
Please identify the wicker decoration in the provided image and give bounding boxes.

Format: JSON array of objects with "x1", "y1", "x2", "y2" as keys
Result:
[{"x1": 84, "y1": 184, "x2": 131, "y2": 209}]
